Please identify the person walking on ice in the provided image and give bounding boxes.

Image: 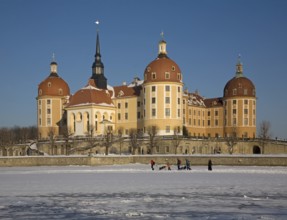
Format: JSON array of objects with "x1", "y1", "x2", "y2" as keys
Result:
[
  {"x1": 150, "y1": 159, "x2": 155, "y2": 170},
  {"x1": 185, "y1": 159, "x2": 191, "y2": 170},
  {"x1": 208, "y1": 159, "x2": 213, "y2": 171}
]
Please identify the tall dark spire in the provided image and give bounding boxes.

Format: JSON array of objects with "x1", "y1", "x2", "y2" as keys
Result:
[
  {"x1": 91, "y1": 21, "x2": 107, "y2": 89},
  {"x1": 92, "y1": 31, "x2": 104, "y2": 75}
]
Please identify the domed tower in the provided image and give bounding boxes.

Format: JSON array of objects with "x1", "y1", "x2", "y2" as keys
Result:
[
  {"x1": 142, "y1": 34, "x2": 183, "y2": 135},
  {"x1": 37, "y1": 58, "x2": 70, "y2": 139},
  {"x1": 223, "y1": 57, "x2": 256, "y2": 138}
]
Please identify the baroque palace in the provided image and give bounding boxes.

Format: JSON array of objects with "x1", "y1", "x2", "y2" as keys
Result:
[{"x1": 37, "y1": 31, "x2": 257, "y2": 141}]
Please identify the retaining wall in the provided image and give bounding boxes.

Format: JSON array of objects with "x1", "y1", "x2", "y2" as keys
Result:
[{"x1": 0, "y1": 155, "x2": 287, "y2": 167}]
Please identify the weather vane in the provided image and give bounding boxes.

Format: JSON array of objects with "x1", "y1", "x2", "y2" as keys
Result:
[
  {"x1": 160, "y1": 31, "x2": 164, "y2": 40},
  {"x1": 95, "y1": 20, "x2": 100, "y2": 32},
  {"x1": 238, "y1": 53, "x2": 241, "y2": 63},
  {"x1": 52, "y1": 53, "x2": 55, "y2": 62}
]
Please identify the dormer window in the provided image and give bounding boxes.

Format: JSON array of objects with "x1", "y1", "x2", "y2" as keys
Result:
[
  {"x1": 147, "y1": 67, "x2": 151, "y2": 72},
  {"x1": 233, "y1": 89, "x2": 237, "y2": 95},
  {"x1": 118, "y1": 90, "x2": 124, "y2": 97},
  {"x1": 177, "y1": 73, "x2": 181, "y2": 80},
  {"x1": 152, "y1": 72, "x2": 156, "y2": 80},
  {"x1": 172, "y1": 66, "x2": 175, "y2": 71},
  {"x1": 58, "y1": 89, "x2": 63, "y2": 95},
  {"x1": 48, "y1": 82, "x2": 51, "y2": 87},
  {"x1": 165, "y1": 72, "x2": 170, "y2": 79}
]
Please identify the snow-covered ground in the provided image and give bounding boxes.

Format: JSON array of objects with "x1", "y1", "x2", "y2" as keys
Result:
[{"x1": 0, "y1": 164, "x2": 287, "y2": 219}]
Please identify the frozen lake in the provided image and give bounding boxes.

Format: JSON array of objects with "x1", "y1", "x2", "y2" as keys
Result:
[{"x1": 0, "y1": 164, "x2": 287, "y2": 219}]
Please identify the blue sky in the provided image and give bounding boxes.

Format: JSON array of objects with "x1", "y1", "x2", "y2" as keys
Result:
[{"x1": 0, "y1": 0, "x2": 286, "y2": 139}]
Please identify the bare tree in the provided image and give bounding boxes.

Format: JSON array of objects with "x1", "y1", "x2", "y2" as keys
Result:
[
  {"x1": 226, "y1": 126, "x2": 237, "y2": 154},
  {"x1": 0, "y1": 126, "x2": 37, "y2": 146},
  {"x1": 129, "y1": 128, "x2": 142, "y2": 155},
  {"x1": 146, "y1": 125, "x2": 159, "y2": 154},
  {"x1": 102, "y1": 129, "x2": 114, "y2": 155},
  {"x1": 258, "y1": 120, "x2": 271, "y2": 154},
  {"x1": 48, "y1": 127, "x2": 56, "y2": 155},
  {"x1": 61, "y1": 126, "x2": 74, "y2": 155},
  {"x1": 117, "y1": 127, "x2": 124, "y2": 155},
  {"x1": 172, "y1": 127, "x2": 183, "y2": 154}
]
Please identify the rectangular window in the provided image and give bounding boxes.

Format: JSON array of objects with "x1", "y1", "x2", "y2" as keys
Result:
[
  {"x1": 178, "y1": 98, "x2": 180, "y2": 105},
  {"x1": 165, "y1": 97, "x2": 170, "y2": 104},
  {"x1": 194, "y1": 119, "x2": 196, "y2": 126},
  {"x1": 118, "y1": 113, "x2": 121, "y2": 120},
  {"x1": 208, "y1": 120, "x2": 210, "y2": 126},
  {"x1": 125, "y1": 102, "x2": 128, "y2": 108},
  {"x1": 215, "y1": 119, "x2": 218, "y2": 126},
  {"x1": 137, "y1": 101, "x2": 140, "y2": 107},
  {"x1": 47, "y1": 108, "x2": 51, "y2": 114},
  {"x1": 178, "y1": 109, "x2": 180, "y2": 117},
  {"x1": 183, "y1": 109, "x2": 185, "y2": 114},
  {"x1": 198, "y1": 120, "x2": 200, "y2": 126},
  {"x1": 118, "y1": 103, "x2": 121, "y2": 109},
  {"x1": 215, "y1": 110, "x2": 218, "y2": 116},
  {"x1": 152, "y1": 97, "x2": 156, "y2": 104},
  {"x1": 165, "y1": 108, "x2": 170, "y2": 117},
  {"x1": 233, "y1": 109, "x2": 236, "y2": 114},
  {"x1": 152, "y1": 86, "x2": 156, "y2": 92},
  {"x1": 233, "y1": 118, "x2": 237, "y2": 125},
  {"x1": 198, "y1": 111, "x2": 200, "y2": 116},
  {"x1": 244, "y1": 109, "x2": 248, "y2": 114},
  {"x1": 137, "y1": 112, "x2": 141, "y2": 119},
  {"x1": 244, "y1": 118, "x2": 248, "y2": 125},
  {"x1": 47, "y1": 118, "x2": 51, "y2": 126},
  {"x1": 233, "y1": 100, "x2": 237, "y2": 105},
  {"x1": 189, "y1": 118, "x2": 191, "y2": 125},
  {"x1": 39, "y1": 100, "x2": 41, "y2": 105},
  {"x1": 47, "y1": 99, "x2": 51, "y2": 105},
  {"x1": 39, "y1": 119, "x2": 41, "y2": 126},
  {"x1": 244, "y1": 100, "x2": 248, "y2": 105},
  {"x1": 208, "y1": 111, "x2": 211, "y2": 116},
  {"x1": 152, "y1": 108, "x2": 156, "y2": 117},
  {"x1": 125, "y1": 113, "x2": 128, "y2": 120},
  {"x1": 165, "y1": 85, "x2": 170, "y2": 91}
]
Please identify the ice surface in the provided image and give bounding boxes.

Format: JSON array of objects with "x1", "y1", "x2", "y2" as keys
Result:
[{"x1": 0, "y1": 164, "x2": 287, "y2": 219}]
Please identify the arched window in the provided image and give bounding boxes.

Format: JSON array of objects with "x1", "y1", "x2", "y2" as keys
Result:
[{"x1": 76, "y1": 112, "x2": 82, "y2": 122}]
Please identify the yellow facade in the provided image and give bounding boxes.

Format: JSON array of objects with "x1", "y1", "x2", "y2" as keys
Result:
[{"x1": 37, "y1": 36, "x2": 256, "y2": 140}]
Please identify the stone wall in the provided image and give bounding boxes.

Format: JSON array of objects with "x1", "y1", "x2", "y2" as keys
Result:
[
  {"x1": 0, "y1": 155, "x2": 286, "y2": 167},
  {"x1": 1, "y1": 138, "x2": 287, "y2": 158}
]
